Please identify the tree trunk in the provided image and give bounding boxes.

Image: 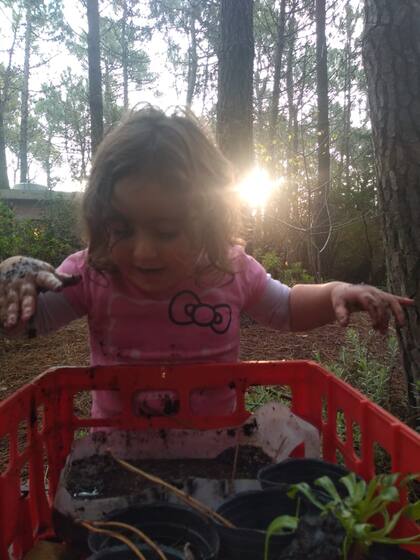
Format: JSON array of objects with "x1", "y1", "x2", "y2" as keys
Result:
[
  {"x1": 339, "y1": 1, "x2": 354, "y2": 191},
  {"x1": 312, "y1": 0, "x2": 331, "y2": 280},
  {"x1": 45, "y1": 132, "x2": 52, "y2": 189},
  {"x1": 201, "y1": 55, "x2": 209, "y2": 112},
  {"x1": 363, "y1": 0, "x2": 420, "y2": 416},
  {"x1": 316, "y1": 0, "x2": 330, "y2": 197},
  {"x1": 268, "y1": 0, "x2": 287, "y2": 151},
  {"x1": 0, "y1": 108, "x2": 9, "y2": 189},
  {"x1": 254, "y1": 50, "x2": 268, "y2": 129},
  {"x1": 344, "y1": 3, "x2": 353, "y2": 189},
  {"x1": 121, "y1": 0, "x2": 129, "y2": 110},
  {"x1": 87, "y1": 0, "x2": 104, "y2": 154},
  {"x1": 0, "y1": 18, "x2": 17, "y2": 190},
  {"x1": 103, "y1": 57, "x2": 112, "y2": 128},
  {"x1": 217, "y1": 0, "x2": 254, "y2": 175},
  {"x1": 286, "y1": 3, "x2": 298, "y2": 221},
  {"x1": 19, "y1": 0, "x2": 32, "y2": 184},
  {"x1": 186, "y1": 7, "x2": 198, "y2": 107}
]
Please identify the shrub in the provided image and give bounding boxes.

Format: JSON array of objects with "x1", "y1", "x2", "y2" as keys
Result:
[
  {"x1": 0, "y1": 202, "x2": 16, "y2": 261},
  {"x1": 280, "y1": 262, "x2": 314, "y2": 286},
  {"x1": 261, "y1": 250, "x2": 282, "y2": 278},
  {"x1": 314, "y1": 329, "x2": 403, "y2": 470},
  {"x1": 255, "y1": 249, "x2": 314, "y2": 285},
  {"x1": 0, "y1": 197, "x2": 82, "y2": 267},
  {"x1": 314, "y1": 328, "x2": 398, "y2": 410}
]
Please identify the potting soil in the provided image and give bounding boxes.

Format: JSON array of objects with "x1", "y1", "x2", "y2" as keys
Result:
[
  {"x1": 277, "y1": 513, "x2": 345, "y2": 560},
  {"x1": 66, "y1": 445, "x2": 273, "y2": 499}
]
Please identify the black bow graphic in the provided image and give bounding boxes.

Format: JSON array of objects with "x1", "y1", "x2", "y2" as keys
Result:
[{"x1": 169, "y1": 290, "x2": 232, "y2": 334}]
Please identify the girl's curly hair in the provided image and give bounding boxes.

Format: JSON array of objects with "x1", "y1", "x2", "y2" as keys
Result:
[{"x1": 82, "y1": 105, "x2": 239, "y2": 276}]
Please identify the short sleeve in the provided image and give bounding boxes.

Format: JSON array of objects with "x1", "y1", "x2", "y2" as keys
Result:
[
  {"x1": 237, "y1": 249, "x2": 291, "y2": 331},
  {"x1": 29, "y1": 251, "x2": 89, "y2": 336},
  {"x1": 240, "y1": 253, "x2": 270, "y2": 310},
  {"x1": 247, "y1": 276, "x2": 291, "y2": 331},
  {"x1": 56, "y1": 250, "x2": 89, "y2": 316}
]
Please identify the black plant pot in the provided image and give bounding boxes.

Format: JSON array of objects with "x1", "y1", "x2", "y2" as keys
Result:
[
  {"x1": 88, "y1": 503, "x2": 220, "y2": 560},
  {"x1": 258, "y1": 458, "x2": 353, "y2": 498},
  {"x1": 87, "y1": 543, "x2": 184, "y2": 559},
  {"x1": 368, "y1": 543, "x2": 419, "y2": 560},
  {"x1": 215, "y1": 488, "x2": 306, "y2": 560}
]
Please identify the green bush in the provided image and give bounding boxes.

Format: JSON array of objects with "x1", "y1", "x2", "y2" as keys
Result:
[
  {"x1": 280, "y1": 261, "x2": 314, "y2": 286},
  {"x1": 260, "y1": 250, "x2": 282, "y2": 278},
  {"x1": 0, "y1": 198, "x2": 82, "y2": 267},
  {"x1": 254, "y1": 249, "x2": 314, "y2": 285},
  {"x1": 314, "y1": 328, "x2": 398, "y2": 410},
  {"x1": 314, "y1": 329, "x2": 403, "y2": 471},
  {"x1": 0, "y1": 202, "x2": 16, "y2": 261}
]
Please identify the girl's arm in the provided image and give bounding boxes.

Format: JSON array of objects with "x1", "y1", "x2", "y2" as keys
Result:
[
  {"x1": 289, "y1": 281, "x2": 414, "y2": 333},
  {"x1": 0, "y1": 256, "x2": 82, "y2": 336}
]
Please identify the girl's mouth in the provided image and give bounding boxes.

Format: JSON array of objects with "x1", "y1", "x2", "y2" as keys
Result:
[{"x1": 134, "y1": 266, "x2": 166, "y2": 275}]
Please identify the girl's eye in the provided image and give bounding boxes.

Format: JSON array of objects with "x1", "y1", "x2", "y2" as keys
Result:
[
  {"x1": 110, "y1": 224, "x2": 133, "y2": 238},
  {"x1": 157, "y1": 231, "x2": 180, "y2": 241}
]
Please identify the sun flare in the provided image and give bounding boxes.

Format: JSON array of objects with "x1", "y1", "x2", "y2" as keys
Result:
[{"x1": 235, "y1": 167, "x2": 283, "y2": 210}]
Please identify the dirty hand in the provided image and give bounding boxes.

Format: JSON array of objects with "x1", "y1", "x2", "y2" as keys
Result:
[
  {"x1": 331, "y1": 283, "x2": 414, "y2": 334},
  {"x1": 0, "y1": 256, "x2": 79, "y2": 328}
]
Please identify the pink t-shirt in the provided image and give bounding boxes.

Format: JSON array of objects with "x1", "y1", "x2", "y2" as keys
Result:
[{"x1": 51, "y1": 246, "x2": 289, "y2": 418}]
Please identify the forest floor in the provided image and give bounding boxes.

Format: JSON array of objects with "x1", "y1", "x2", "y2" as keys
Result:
[{"x1": 0, "y1": 314, "x2": 410, "y2": 424}]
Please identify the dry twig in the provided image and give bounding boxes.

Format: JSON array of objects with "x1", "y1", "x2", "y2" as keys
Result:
[
  {"x1": 231, "y1": 429, "x2": 241, "y2": 482},
  {"x1": 91, "y1": 521, "x2": 169, "y2": 560},
  {"x1": 108, "y1": 452, "x2": 236, "y2": 529},
  {"x1": 80, "y1": 521, "x2": 146, "y2": 560}
]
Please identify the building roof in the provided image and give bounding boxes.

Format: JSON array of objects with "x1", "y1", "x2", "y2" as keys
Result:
[
  {"x1": 0, "y1": 189, "x2": 81, "y2": 202},
  {"x1": 13, "y1": 182, "x2": 48, "y2": 192}
]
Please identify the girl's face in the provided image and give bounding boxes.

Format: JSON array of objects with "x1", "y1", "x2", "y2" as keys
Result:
[{"x1": 108, "y1": 174, "x2": 197, "y2": 293}]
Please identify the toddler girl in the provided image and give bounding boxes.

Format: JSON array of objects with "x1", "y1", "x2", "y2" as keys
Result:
[{"x1": 0, "y1": 107, "x2": 413, "y2": 418}]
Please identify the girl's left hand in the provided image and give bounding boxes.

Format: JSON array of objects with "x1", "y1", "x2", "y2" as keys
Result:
[{"x1": 331, "y1": 283, "x2": 415, "y2": 334}]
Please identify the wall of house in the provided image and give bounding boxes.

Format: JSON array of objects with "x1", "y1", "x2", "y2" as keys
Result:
[{"x1": 0, "y1": 191, "x2": 80, "y2": 220}]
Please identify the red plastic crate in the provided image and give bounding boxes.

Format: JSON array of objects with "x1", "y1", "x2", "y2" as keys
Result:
[{"x1": 0, "y1": 360, "x2": 419, "y2": 559}]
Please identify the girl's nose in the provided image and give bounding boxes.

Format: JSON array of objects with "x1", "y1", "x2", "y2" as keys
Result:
[{"x1": 132, "y1": 234, "x2": 159, "y2": 263}]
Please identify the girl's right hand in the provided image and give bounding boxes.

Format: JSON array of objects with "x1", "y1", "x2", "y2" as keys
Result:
[{"x1": 0, "y1": 256, "x2": 79, "y2": 329}]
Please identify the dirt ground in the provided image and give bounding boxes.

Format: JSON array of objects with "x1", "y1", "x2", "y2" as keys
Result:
[{"x1": 0, "y1": 314, "x2": 409, "y2": 423}]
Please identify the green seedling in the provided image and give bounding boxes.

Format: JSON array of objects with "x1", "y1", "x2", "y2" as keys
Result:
[{"x1": 264, "y1": 472, "x2": 420, "y2": 560}]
